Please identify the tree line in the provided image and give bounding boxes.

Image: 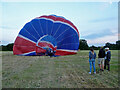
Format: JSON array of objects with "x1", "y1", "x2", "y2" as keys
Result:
[
  {"x1": 79, "y1": 39, "x2": 120, "y2": 50},
  {"x1": 0, "y1": 43, "x2": 14, "y2": 51},
  {"x1": 0, "y1": 39, "x2": 120, "y2": 51}
]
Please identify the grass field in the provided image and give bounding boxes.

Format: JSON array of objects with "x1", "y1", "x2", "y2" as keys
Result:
[{"x1": 2, "y1": 50, "x2": 119, "y2": 88}]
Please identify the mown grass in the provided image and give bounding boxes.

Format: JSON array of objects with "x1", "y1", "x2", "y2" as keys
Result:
[{"x1": 2, "y1": 50, "x2": 119, "y2": 88}]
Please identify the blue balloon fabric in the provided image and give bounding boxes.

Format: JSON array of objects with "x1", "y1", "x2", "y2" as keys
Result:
[{"x1": 13, "y1": 15, "x2": 80, "y2": 56}]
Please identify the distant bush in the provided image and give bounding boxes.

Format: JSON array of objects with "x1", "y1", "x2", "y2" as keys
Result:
[{"x1": 0, "y1": 43, "x2": 14, "y2": 51}]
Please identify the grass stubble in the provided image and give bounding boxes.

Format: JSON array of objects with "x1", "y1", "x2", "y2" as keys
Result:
[{"x1": 2, "y1": 50, "x2": 119, "y2": 88}]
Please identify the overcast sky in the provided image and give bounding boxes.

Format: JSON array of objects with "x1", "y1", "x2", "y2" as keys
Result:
[{"x1": 0, "y1": 0, "x2": 119, "y2": 46}]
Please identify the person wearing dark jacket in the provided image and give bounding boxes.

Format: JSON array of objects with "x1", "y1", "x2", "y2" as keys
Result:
[
  {"x1": 104, "y1": 47, "x2": 111, "y2": 71},
  {"x1": 89, "y1": 48, "x2": 96, "y2": 74},
  {"x1": 45, "y1": 48, "x2": 56, "y2": 57},
  {"x1": 98, "y1": 47, "x2": 105, "y2": 71}
]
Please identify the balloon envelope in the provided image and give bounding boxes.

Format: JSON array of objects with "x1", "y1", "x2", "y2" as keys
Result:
[{"x1": 13, "y1": 15, "x2": 79, "y2": 56}]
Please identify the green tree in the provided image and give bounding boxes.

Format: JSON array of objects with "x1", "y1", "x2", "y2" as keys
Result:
[
  {"x1": 116, "y1": 40, "x2": 120, "y2": 50},
  {"x1": 79, "y1": 39, "x2": 89, "y2": 50},
  {"x1": 6, "y1": 43, "x2": 14, "y2": 51},
  {"x1": 105, "y1": 42, "x2": 117, "y2": 50},
  {"x1": 1, "y1": 43, "x2": 14, "y2": 51},
  {"x1": 105, "y1": 42, "x2": 111, "y2": 48}
]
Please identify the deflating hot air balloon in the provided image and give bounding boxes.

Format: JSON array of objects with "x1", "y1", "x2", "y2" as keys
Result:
[{"x1": 13, "y1": 15, "x2": 79, "y2": 56}]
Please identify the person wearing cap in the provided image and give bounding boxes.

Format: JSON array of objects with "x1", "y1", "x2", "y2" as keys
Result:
[
  {"x1": 98, "y1": 46, "x2": 105, "y2": 71},
  {"x1": 104, "y1": 47, "x2": 111, "y2": 71},
  {"x1": 89, "y1": 48, "x2": 96, "y2": 74}
]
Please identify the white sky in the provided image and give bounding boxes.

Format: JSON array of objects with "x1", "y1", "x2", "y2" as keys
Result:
[{"x1": 0, "y1": 0, "x2": 119, "y2": 46}]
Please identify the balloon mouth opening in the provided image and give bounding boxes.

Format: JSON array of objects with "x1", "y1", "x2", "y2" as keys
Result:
[{"x1": 36, "y1": 35, "x2": 57, "y2": 54}]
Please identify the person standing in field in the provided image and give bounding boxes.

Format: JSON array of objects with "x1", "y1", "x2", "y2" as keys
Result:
[
  {"x1": 104, "y1": 47, "x2": 111, "y2": 71},
  {"x1": 89, "y1": 48, "x2": 96, "y2": 74},
  {"x1": 98, "y1": 46, "x2": 105, "y2": 71}
]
